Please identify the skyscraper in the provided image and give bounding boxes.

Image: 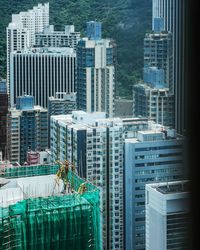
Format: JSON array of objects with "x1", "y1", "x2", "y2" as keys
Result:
[
  {"x1": 50, "y1": 112, "x2": 150, "y2": 249},
  {"x1": 125, "y1": 128, "x2": 185, "y2": 250},
  {"x1": 146, "y1": 180, "x2": 190, "y2": 250},
  {"x1": 152, "y1": 0, "x2": 187, "y2": 134},
  {"x1": 7, "y1": 3, "x2": 49, "y2": 101},
  {"x1": 51, "y1": 111, "x2": 124, "y2": 249},
  {"x1": 77, "y1": 37, "x2": 116, "y2": 117},
  {"x1": 0, "y1": 79, "x2": 8, "y2": 160},
  {"x1": 10, "y1": 47, "x2": 76, "y2": 108},
  {"x1": 7, "y1": 95, "x2": 48, "y2": 164},
  {"x1": 144, "y1": 30, "x2": 173, "y2": 90}
]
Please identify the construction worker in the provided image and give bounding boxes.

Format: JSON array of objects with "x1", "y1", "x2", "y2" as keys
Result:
[
  {"x1": 61, "y1": 178, "x2": 68, "y2": 194},
  {"x1": 78, "y1": 182, "x2": 87, "y2": 194}
]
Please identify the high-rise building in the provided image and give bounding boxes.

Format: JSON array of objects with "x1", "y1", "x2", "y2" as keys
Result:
[
  {"x1": 7, "y1": 3, "x2": 49, "y2": 100},
  {"x1": 51, "y1": 111, "x2": 123, "y2": 249},
  {"x1": 35, "y1": 25, "x2": 80, "y2": 50},
  {"x1": 133, "y1": 83, "x2": 174, "y2": 127},
  {"x1": 10, "y1": 47, "x2": 76, "y2": 108},
  {"x1": 86, "y1": 21, "x2": 102, "y2": 40},
  {"x1": 146, "y1": 180, "x2": 190, "y2": 250},
  {"x1": 144, "y1": 31, "x2": 173, "y2": 90},
  {"x1": 7, "y1": 95, "x2": 48, "y2": 164},
  {"x1": 6, "y1": 109, "x2": 21, "y2": 163},
  {"x1": 77, "y1": 30, "x2": 116, "y2": 117},
  {"x1": 0, "y1": 79, "x2": 8, "y2": 160},
  {"x1": 125, "y1": 129, "x2": 185, "y2": 250},
  {"x1": 50, "y1": 111, "x2": 150, "y2": 250},
  {"x1": 152, "y1": 0, "x2": 187, "y2": 134}
]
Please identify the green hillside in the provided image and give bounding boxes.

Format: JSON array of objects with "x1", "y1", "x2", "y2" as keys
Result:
[{"x1": 0, "y1": 0, "x2": 151, "y2": 98}]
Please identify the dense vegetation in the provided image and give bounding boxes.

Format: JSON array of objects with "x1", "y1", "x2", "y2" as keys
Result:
[{"x1": 0, "y1": 0, "x2": 151, "y2": 98}]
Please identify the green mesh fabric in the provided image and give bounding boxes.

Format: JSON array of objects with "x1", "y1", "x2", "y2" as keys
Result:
[
  {"x1": 1, "y1": 164, "x2": 60, "y2": 178},
  {"x1": 0, "y1": 165, "x2": 101, "y2": 250}
]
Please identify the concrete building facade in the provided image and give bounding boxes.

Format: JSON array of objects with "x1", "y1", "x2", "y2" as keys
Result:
[
  {"x1": 50, "y1": 112, "x2": 123, "y2": 249},
  {"x1": 50, "y1": 112, "x2": 151, "y2": 250},
  {"x1": 77, "y1": 37, "x2": 116, "y2": 117},
  {"x1": 144, "y1": 31, "x2": 173, "y2": 90},
  {"x1": 7, "y1": 96, "x2": 48, "y2": 164},
  {"x1": 133, "y1": 83, "x2": 174, "y2": 127},
  {"x1": 48, "y1": 92, "x2": 76, "y2": 146},
  {"x1": 35, "y1": 25, "x2": 80, "y2": 50},
  {"x1": 146, "y1": 180, "x2": 190, "y2": 250},
  {"x1": 7, "y1": 3, "x2": 49, "y2": 100},
  {"x1": 10, "y1": 47, "x2": 76, "y2": 108},
  {"x1": 125, "y1": 129, "x2": 185, "y2": 250}
]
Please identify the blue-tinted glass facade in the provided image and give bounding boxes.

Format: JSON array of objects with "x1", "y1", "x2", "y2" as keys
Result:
[
  {"x1": 106, "y1": 48, "x2": 114, "y2": 65},
  {"x1": 86, "y1": 21, "x2": 102, "y2": 40},
  {"x1": 153, "y1": 17, "x2": 164, "y2": 32},
  {"x1": 0, "y1": 79, "x2": 7, "y2": 94},
  {"x1": 16, "y1": 95, "x2": 34, "y2": 110},
  {"x1": 20, "y1": 111, "x2": 36, "y2": 163},
  {"x1": 143, "y1": 67, "x2": 165, "y2": 88},
  {"x1": 77, "y1": 40, "x2": 95, "y2": 111},
  {"x1": 77, "y1": 41, "x2": 87, "y2": 111}
]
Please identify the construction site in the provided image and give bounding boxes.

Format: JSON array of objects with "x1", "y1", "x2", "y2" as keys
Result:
[{"x1": 0, "y1": 162, "x2": 101, "y2": 250}]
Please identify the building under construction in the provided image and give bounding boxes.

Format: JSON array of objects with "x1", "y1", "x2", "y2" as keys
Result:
[{"x1": 0, "y1": 163, "x2": 101, "y2": 250}]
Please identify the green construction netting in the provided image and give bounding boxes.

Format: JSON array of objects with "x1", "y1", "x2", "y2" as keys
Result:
[
  {"x1": 0, "y1": 165, "x2": 101, "y2": 250},
  {"x1": 1, "y1": 164, "x2": 60, "y2": 178}
]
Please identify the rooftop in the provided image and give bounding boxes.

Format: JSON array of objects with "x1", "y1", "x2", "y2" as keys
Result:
[
  {"x1": 156, "y1": 181, "x2": 189, "y2": 194},
  {"x1": 0, "y1": 164, "x2": 99, "y2": 208},
  {"x1": 0, "y1": 175, "x2": 65, "y2": 207},
  {"x1": 12, "y1": 47, "x2": 75, "y2": 55},
  {"x1": 0, "y1": 163, "x2": 100, "y2": 249}
]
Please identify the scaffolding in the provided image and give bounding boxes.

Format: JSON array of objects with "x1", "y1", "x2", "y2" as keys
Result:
[{"x1": 0, "y1": 164, "x2": 101, "y2": 250}]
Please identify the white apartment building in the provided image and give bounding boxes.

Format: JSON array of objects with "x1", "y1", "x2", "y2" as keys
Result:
[
  {"x1": 50, "y1": 112, "x2": 155, "y2": 250},
  {"x1": 51, "y1": 112, "x2": 123, "y2": 249},
  {"x1": 77, "y1": 38, "x2": 116, "y2": 117},
  {"x1": 7, "y1": 3, "x2": 49, "y2": 99}
]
